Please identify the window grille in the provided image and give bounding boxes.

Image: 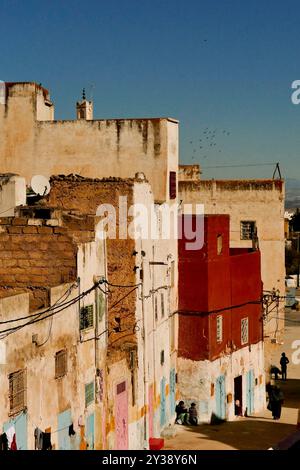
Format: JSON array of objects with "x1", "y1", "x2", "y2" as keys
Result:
[
  {"x1": 55, "y1": 350, "x2": 67, "y2": 378},
  {"x1": 80, "y1": 304, "x2": 94, "y2": 330},
  {"x1": 241, "y1": 317, "x2": 249, "y2": 345},
  {"x1": 240, "y1": 221, "x2": 256, "y2": 240},
  {"x1": 216, "y1": 315, "x2": 223, "y2": 343},
  {"x1": 85, "y1": 381, "x2": 94, "y2": 407},
  {"x1": 9, "y1": 370, "x2": 26, "y2": 415}
]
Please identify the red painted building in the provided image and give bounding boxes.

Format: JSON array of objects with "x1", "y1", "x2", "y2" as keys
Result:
[{"x1": 177, "y1": 214, "x2": 265, "y2": 421}]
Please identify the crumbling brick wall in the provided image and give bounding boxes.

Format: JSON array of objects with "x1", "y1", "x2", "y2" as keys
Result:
[
  {"x1": 46, "y1": 175, "x2": 137, "y2": 362},
  {"x1": 0, "y1": 217, "x2": 77, "y2": 310}
]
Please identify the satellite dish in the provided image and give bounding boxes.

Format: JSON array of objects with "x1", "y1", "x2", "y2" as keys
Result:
[{"x1": 30, "y1": 175, "x2": 50, "y2": 196}]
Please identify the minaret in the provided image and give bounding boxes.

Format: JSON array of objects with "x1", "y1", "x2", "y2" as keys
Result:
[{"x1": 76, "y1": 88, "x2": 93, "y2": 120}]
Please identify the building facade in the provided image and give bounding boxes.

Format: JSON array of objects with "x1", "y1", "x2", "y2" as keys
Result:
[
  {"x1": 177, "y1": 214, "x2": 266, "y2": 422},
  {"x1": 179, "y1": 175, "x2": 285, "y2": 348}
]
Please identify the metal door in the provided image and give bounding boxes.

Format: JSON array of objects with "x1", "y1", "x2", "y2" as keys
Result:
[
  {"x1": 215, "y1": 375, "x2": 226, "y2": 419},
  {"x1": 246, "y1": 369, "x2": 255, "y2": 414}
]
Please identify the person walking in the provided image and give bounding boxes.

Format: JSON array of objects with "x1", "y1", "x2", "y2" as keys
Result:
[
  {"x1": 268, "y1": 385, "x2": 284, "y2": 420},
  {"x1": 280, "y1": 352, "x2": 289, "y2": 381}
]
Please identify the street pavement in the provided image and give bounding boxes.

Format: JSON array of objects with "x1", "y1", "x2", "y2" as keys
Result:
[{"x1": 164, "y1": 307, "x2": 300, "y2": 450}]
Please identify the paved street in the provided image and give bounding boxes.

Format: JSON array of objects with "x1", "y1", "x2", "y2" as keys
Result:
[{"x1": 164, "y1": 307, "x2": 300, "y2": 450}]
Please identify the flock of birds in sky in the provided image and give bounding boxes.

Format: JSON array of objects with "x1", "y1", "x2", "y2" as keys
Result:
[{"x1": 189, "y1": 127, "x2": 231, "y2": 162}]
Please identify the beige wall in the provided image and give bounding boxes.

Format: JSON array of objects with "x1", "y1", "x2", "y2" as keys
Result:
[
  {"x1": 0, "y1": 83, "x2": 178, "y2": 203},
  {"x1": 179, "y1": 179, "x2": 286, "y2": 342}
]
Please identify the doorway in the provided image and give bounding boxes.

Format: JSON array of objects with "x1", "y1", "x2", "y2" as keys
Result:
[{"x1": 234, "y1": 375, "x2": 243, "y2": 416}]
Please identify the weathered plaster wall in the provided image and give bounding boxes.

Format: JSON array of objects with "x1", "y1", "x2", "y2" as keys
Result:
[
  {"x1": 0, "y1": 83, "x2": 179, "y2": 203},
  {"x1": 177, "y1": 341, "x2": 265, "y2": 423}
]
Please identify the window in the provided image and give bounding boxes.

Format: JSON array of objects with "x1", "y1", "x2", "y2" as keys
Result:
[
  {"x1": 241, "y1": 317, "x2": 249, "y2": 345},
  {"x1": 85, "y1": 381, "x2": 95, "y2": 407},
  {"x1": 240, "y1": 221, "x2": 256, "y2": 240},
  {"x1": 169, "y1": 171, "x2": 177, "y2": 199},
  {"x1": 216, "y1": 315, "x2": 223, "y2": 343},
  {"x1": 160, "y1": 350, "x2": 165, "y2": 365},
  {"x1": 55, "y1": 350, "x2": 67, "y2": 378},
  {"x1": 154, "y1": 296, "x2": 158, "y2": 320},
  {"x1": 217, "y1": 234, "x2": 223, "y2": 255},
  {"x1": 161, "y1": 292, "x2": 165, "y2": 318},
  {"x1": 80, "y1": 304, "x2": 94, "y2": 330},
  {"x1": 9, "y1": 370, "x2": 26, "y2": 415}
]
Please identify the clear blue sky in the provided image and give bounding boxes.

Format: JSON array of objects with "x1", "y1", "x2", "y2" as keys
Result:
[{"x1": 1, "y1": 0, "x2": 300, "y2": 179}]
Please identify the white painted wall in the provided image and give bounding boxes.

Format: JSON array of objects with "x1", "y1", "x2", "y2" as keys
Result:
[{"x1": 177, "y1": 341, "x2": 266, "y2": 423}]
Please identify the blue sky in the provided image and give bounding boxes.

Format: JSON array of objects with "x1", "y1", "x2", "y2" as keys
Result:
[{"x1": 1, "y1": 0, "x2": 300, "y2": 179}]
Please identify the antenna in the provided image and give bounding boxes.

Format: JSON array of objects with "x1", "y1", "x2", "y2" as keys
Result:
[{"x1": 30, "y1": 175, "x2": 51, "y2": 196}]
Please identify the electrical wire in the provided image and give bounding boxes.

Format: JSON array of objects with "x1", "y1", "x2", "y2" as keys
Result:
[{"x1": 0, "y1": 281, "x2": 104, "y2": 338}]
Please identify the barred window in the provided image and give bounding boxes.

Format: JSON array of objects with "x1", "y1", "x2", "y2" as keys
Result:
[
  {"x1": 216, "y1": 315, "x2": 223, "y2": 343},
  {"x1": 241, "y1": 317, "x2": 249, "y2": 345},
  {"x1": 55, "y1": 350, "x2": 67, "y2": 379},
  {"x1": 85, "y1": 381, "x2": 94, "y2": 407},
  {"x1": 9, "y1": 370, "x2": 26, "y2": 415},
  {"x1": 240, "y1": 221, "x2": 256, "y2": 240},
  {"x1": 80, "y1": 304, "x2": 94, "y2": 331}
]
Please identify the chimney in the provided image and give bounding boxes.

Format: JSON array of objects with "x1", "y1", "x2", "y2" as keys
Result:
[{"x1": 76, "y1": 88, "x2": 93, "y2": 120}]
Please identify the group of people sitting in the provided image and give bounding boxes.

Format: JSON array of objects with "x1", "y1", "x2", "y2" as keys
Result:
[{"x1": 175, "y1": 401, "x2": 198, "y2": 425}]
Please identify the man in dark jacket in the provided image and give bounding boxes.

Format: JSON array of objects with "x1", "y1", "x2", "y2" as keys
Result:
[{"x1": 280, "y1": 352, "x2": 289, "y2": 381}]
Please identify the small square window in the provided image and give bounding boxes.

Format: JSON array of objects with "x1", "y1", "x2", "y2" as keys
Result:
[
  {"x1": 241, "y1": 317, "x2": 249, "y2": 345},
  {"x1": 240, "y1": 221, "x2": 256, "y2": 240},
  {"x1": 80, "y1": 305, "x2": 94, "y2": 331},
  {"x1": 55, "y1": 350, "x2": 67, "y2": 379}
]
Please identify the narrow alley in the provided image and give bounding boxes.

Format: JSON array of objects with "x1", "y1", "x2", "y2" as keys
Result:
[{"x1": 164, "y1": 306, "x2": 300, "y2": 450}]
